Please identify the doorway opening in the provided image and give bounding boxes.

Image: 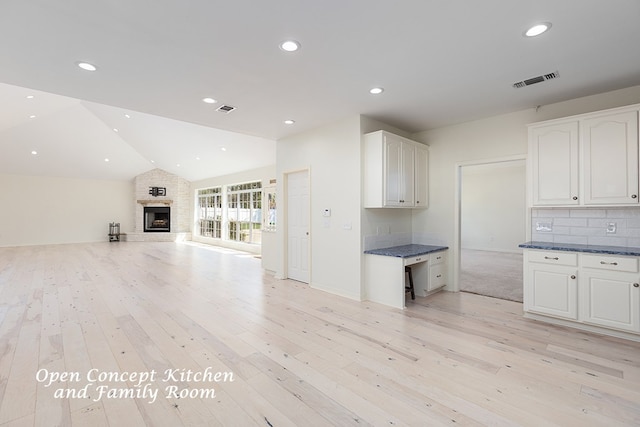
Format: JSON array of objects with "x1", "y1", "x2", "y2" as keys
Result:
[{"x1": 458, "y1": 158, "x2": 526, "y2": 302}]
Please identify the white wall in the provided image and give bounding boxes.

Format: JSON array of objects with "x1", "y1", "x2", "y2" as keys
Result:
[
  {"x1": 190, "y1": 165, "x2": 276, "y2": 261},
  {"x1": 412, "y1": 84, "x2": 640, "y2": 290},
  {"x1": 0, "y1": 174, "x2": 133, "y2": 247},
  {"x1": 461, "y1": 161, "x2": 525, "y2": 252},
  {"x1": 276, "y1": 116, "x2": 362, "y2": 300}
]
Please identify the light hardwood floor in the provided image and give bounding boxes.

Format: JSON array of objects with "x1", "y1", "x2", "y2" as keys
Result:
[{"x1": 0, "y1": 242, "x2": 639, "y2": 426}]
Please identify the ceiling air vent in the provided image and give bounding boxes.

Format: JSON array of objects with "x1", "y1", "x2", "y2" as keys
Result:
[
  {"x1": 216, "y1": 104, "x2": 236, "y2": 113},
  {"x1": 512, "y1": 71, "x2": 559, "y2": 88}
]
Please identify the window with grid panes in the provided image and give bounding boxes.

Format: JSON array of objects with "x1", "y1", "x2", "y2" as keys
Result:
[
  {"x1": 227, "y1": 181, "x2": 262, "y2": 243},
  {"x1": 197, "y1": 187, "x2": 222, "y2": 238}
]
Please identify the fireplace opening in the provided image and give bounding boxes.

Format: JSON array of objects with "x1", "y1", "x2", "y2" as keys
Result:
[{"x1": 144, "y1": 206, "x2": 170, "y2": 232}]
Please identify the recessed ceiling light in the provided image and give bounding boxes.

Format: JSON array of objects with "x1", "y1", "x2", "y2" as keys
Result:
[
  {"x1": 176, "y1": 164, "x2": 181, "y2": 167},
  {"x1": 284, "y1": 119, "x2": 295, "y2": 125},
  {"x1": 150, "y1": 160, "x2": 155, "y2": 163},
  {"x1": 280, "y1": 40, "x2": 300, "y2": 52},
  {"x1": 104, "y1": 158, "x2": 110, "y2": 162},
  {"x1": 26, "y1": 95, "x2": 34, "y2": 99},
  {"x1": 29, "y1": 115, "x2": 36, "y2": 119},
  {"x1": 525, "y1": 22, "x2": 551, "y2": 37},
  {"x1": 221, "y1": 147, "x2": 227, "y2": 152},
  {"x1": 113, "y1": 128, "x2": 119, "y2": 133},
  {"x1": 77, "y1": 61, "x2": 97, "y2": 71},
  {"x1": 31, "y1": 150, "x2": 37, "y2": 155},
  {"x1": 202, "y1": 97, "x2": 217, "y2": 104},
  {"x1": 196, "y1": 156, "x2": 201, "y2": 160},
  {"x1": 369, "y1": 87, "x2": 384, "y2": 95},
  {"x1": 124, "y1": 114, "x2": 131, "y2": 119}
]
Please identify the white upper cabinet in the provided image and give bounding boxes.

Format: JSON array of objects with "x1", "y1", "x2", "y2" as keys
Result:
[
  {"x1": 582, "y1": 111, "x2": 639, "y2": 204},
  {"x1": 364, "y1": 130, "x2": 428, "y2": 208},
  {"x1": 529, "y1": 104, "x2": 640, "y2": 207},
  {"x1": 530, "y1": 122, "x2": 579, "y2": 205}
]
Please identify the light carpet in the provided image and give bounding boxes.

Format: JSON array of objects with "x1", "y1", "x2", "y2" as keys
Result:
[{"x1": 460, "y1": 249, "x2": 523, "y2": 302}]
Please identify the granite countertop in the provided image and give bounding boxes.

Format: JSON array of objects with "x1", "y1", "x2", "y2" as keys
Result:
[
  {"x1": 519, "y1": 241, "x2": 640, "y2": 256},
  {"x1": 364, "y1": 244, "x2": 448, "y2": 258}
]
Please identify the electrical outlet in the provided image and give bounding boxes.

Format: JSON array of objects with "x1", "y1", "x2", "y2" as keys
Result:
[{"x1": 536, "y1": 222, "x2": 552, "y2": 232}]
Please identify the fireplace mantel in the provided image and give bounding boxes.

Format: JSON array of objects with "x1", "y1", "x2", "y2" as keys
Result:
[{"x1": 137, "y1": 199, "x2": 173, "y2": 206}]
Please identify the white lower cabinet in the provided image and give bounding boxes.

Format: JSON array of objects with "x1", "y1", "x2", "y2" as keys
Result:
[
  {"x1": 580, "y1": 270, "x2": 640, "y2": 332},
  {"x1": 524, "y1": 250, "x2": 578, "y2": 319},
  {"x1": 523, "y1": 249, "x2": 640, "y2": 338},
  {"x1": 526, "y1": 263, "x2": 578, "y2": 320}
]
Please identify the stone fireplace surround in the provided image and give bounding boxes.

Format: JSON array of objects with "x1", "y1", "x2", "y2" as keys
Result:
[{"x1": 125, "y1": 168, "x2": 191, "y2": 242}]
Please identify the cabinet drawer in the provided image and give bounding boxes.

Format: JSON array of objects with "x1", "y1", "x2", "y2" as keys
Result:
[
  {"x1": 404, "y1": 255, "x2": 427, "y2": 266},
  {"x1": 581, "y1": 254, "x2": 638, "y2": 273},
  {"x1": 429, "y1": 263, "x2": 446, "y2": 290},
  {"x1": 528, "y1": 250, "x2": 577, "y2": 266},
  {"x1": 430, "y1": 251, "x2": 447, "y2": 265}
]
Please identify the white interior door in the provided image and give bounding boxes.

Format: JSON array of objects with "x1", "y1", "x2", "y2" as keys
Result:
[{"x1": 287, "y1": 170, "x2": 310, "y2": 283}]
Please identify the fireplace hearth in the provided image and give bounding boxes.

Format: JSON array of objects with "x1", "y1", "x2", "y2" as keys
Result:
[{"x1": 144, "y1": 206, "x2": 170, "y2": 232}]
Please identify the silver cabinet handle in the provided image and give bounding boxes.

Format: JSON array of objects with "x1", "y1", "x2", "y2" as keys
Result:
[
  {"x1": 544, "y1": 256, "x2": 559, "y2": 260},
  {"x1": 436, "y1": 274, "x2": 442, "y2": 278},
  {"x1": 571, "y1": 275, "x2": 576, "y2": 279},
  {"x1": 634, "y1": 283, "x2": 639, "y2": 288},
  {"x1": 572, "y1": 196, "x2": 578, "y2": 200},
  {"x1": 600, "y1": 261, "x2": 618, "y2": 266},
  {"x1": 632, "y1": 194, "x2": 638, "y2": 199}
]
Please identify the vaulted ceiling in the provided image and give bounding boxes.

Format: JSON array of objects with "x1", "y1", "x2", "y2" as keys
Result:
[{"x1": 1, "y1": 1, "x2": 640, "y2": 181}]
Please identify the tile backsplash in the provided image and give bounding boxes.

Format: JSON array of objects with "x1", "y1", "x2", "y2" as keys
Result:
[{"x1": 531, "y1": 207, "x2": 640, "y2": 247}]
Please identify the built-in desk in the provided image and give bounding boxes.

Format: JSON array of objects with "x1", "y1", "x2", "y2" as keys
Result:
[{"x1": 364, "y1": 244, "x2": 448, "y2": 309}]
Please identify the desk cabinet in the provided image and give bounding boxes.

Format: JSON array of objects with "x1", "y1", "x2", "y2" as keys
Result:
[{"x1": 364, "y1": 248, "x2": 447, "y2": 309}]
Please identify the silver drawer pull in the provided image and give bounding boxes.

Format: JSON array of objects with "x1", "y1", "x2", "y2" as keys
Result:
[
  {"x1": 436, "y1": 274, "x2": 442, "y2": 278},
  {"x1": 544, "y1": 256, "x2": 559, "y2": 260},
  {"x1": 415, "y1": 258, "x2": 421, "y2": 262},
  {"x1": 600, "y1": 261, "x2": 618, "y2": 266}
]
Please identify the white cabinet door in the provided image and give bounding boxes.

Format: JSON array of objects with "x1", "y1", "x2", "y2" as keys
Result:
[
  {"x1": 525, "y1": 263, "x2": 578, "y2": 320},
  {"x1": 580, "y1": 271, "x2": 640, "y2": 333},
  {"x1": 582, "y1": 111, "x2": 639, "y2": 205},
  {"x1": 415, "y1": 144, "x2": 429, "y2": 208},
  {"x1": 530, "y1": 122, "x2": 579, "y2": 205},
  {"x1": 399, "y1": 141, "x2": 415, "y2": 206},
  {"x1": 384, "y1": 134, "x2": 403, "y2": 206}
]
